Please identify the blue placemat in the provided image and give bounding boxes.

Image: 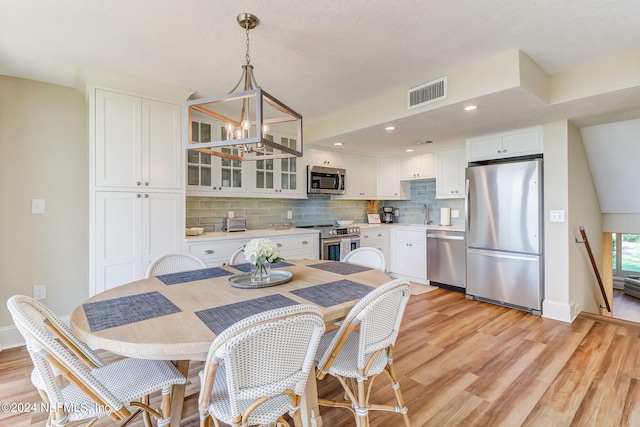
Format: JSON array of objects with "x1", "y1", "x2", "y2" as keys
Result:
[
  {"x1": 308, "y1": 261, "x2": 372, "y2": 275},
  {"x1": 230, "y1": 261, "x2": 294, "y2": 273},
  {"x1": 195, "y1": 294, "x2": 298, "y2": 335},
  {"x1": 290, "y1": 280, "x2": 375, "y2": 307},
  {"x1": 83, "y1": 291, "x2": 181, "y2": 332},
  {"x1": 156, "y1": 267, "x2": 234, "y2": 285}
]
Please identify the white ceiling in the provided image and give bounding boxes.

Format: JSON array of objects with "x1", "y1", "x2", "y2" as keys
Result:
[{"x1": 2, "y1": 0, "x2": 640, "y2": 211}]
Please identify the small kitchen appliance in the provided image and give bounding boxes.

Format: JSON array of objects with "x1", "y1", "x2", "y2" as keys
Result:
[
  {"x1": 222, "y1": 217, "x2": 247, "y2": 232},
  {"x1": 382, "y1": 207, "x2": 394, "y2": 223}
]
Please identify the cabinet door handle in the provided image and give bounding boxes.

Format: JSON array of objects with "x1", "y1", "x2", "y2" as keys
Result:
[
  {"x1": 204, "y1": 250, "x2": 214, "y2": 254},
  {"x1": 363, "y1": 235, "x2": 369, "y2": 238},
  {"x1": 377, "y1": 234, "x2": 382, "y2": 237},
  {"x1": 503, "y1": 149, "x2": 507, "y2": 153},
  {"x1": 302, "y1": 241, "x2": 308, "y2": 245},
  {"x1": 136, "y1": 193, "x2": 141, "y2": 198},
  {"x1": 136, "y1": 181, "x2": 141, "y2": 186},
  {"x1": 144, "y1": 194, "x2": 149, "y2": 198},
  {"x1": 144, "y1": 182, "x2": 149, "y2": 186}
]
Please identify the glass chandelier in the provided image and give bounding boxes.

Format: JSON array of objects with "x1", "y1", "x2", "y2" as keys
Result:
[{"x1": 185, "y1": 13, "x2": 303, "y2": 161}]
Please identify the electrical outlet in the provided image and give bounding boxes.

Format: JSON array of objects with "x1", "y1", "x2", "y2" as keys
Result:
[
  {"x1": 549, "y1": 210, "x2": 565, "y2": 223},
  {"x1": 228, "y1": 211, "x2": 234, "y2": 218},
  {"x1": 33, "y1": 285, "x2": 46, "y2": 300},
  {"x1": 31, "y1": 199, "x2": 45, "y2": 214},
  {"x1": 287, "y1": 210, "x2": 293, "y2": 219},
  {"x1": 451, "y1": 210, "x2": 460, "y2": 218}
]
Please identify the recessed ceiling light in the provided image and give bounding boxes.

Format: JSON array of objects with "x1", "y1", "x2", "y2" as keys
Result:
[
  {"x1": 385, "y1": 126, "x2": 396, "y2": 131},
  {"x1": 333, "y1": 142, "x2": 344, "y2": 146},
  {"x1": 464, "y1": 105, "x2": 478, "y2": 111},
  {"x1": 405, "y1": 148, "x2": 415, "y2": 152},
  {"x1": 416, "y1": 140, "x2": 434, "y2": 145}
]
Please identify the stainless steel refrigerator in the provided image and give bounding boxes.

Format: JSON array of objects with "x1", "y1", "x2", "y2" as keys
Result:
[{"x1": 465, "y1": 158, "x2": 543, "y2": 314}]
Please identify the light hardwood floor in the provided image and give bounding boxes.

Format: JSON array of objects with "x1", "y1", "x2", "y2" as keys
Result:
[{"x1": 3, "y1": 288, "x2": 640, "y2": 426}]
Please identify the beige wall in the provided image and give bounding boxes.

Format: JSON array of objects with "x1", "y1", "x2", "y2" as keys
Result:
[
  {"x1": 567, "y1": 121, "x2": 604, "y2": 316},
  {"x1": 0, "y1": 75, "x2": 88, "y2": 331}
]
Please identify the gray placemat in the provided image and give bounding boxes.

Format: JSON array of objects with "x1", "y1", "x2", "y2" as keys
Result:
[
  {"x1": 156, "y1": 267, "x2": 233, "y2": 285},
  {"x1": 83, "y1": 291, "x2": 182, "y2": 332},
  {"x1": 290, "y1": 280, "x2": 375, "y2": 307},
  {"x1": 195, "y1": 294, "x2": 298, "y2": 335},
  {"x1": 308, "y1": 261, "x2": 372, "y2": 275},
  {"x1": 230, "y1": 261, "x2": 294, "y2": 273}
]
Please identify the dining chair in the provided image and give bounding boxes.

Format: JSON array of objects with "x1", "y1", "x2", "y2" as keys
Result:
[
  {"x1": 227, "y1": 247, "x2": 247, "y2": 265},
  {"x1": 145, "y1": 252, "x2": 207, "y2": 277},
  {"x1": 198, "y1": 304, "x2": 326, "y2": 427},
  {"x1": 342, "y1": 247, "x2": 387, "y2": 272},
  {"x1": 314, "y1": 278, "x2": 412, "y2": 427},
  {"x1": 7, "y1": 295, "x2": 186, "y2": 427}
]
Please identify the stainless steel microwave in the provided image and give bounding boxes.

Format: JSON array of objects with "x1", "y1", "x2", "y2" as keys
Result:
[{"x1": 307, "y1": 165, "x2": 346, "y2": 194}]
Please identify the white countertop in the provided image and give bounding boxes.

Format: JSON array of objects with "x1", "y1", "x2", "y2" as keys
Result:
[
  {"x1": 355, "y1": 223, "x2": 465, "y2": 232},
  {"x1": 185, "y1": 227, "x2": 321, "y2": 242}
]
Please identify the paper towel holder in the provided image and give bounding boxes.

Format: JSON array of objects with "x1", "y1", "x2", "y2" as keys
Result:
[{"x1": 440, "y1": 207, "x2": 451, "y2": 226}]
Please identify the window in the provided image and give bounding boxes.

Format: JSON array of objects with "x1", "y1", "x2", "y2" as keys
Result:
[{"x1": 612, "y1": 233, "x2": 640, "y2": 277}]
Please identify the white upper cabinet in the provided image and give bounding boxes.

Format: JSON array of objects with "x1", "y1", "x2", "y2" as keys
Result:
[
  {"x1": 377, "y1": 157, "x2": 409, "y2": 200},
  {"x1": 306, "y1": 148, "x2": 344, "y2": 167},
  {"x1": 467, "y1": 126, "x2": 543, "y2": 162},
  {"x1": 95, "y1": 90, "x2": 182, "y2": 190},
  {"x1": 436, "y1": 147, "x2": 466, "y2": 199},
  {"x1": 252, "y1": 132, "x2": 304, "y2": 197},
  {"x1": 399, "y1": 153, "x2": 435, "y2": 180},
  {"x1": 339, "y1": 153, "x2": 377, "y2": 199}
]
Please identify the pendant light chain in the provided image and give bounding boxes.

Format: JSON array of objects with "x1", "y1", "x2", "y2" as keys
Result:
[{"x1": 245, "y1": 19, "x2": 251, "y2": 66}]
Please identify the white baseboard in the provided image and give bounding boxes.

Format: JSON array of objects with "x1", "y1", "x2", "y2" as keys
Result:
[
  {"x1": 542, "y1": 299, "x2": 574, "y2": 322},
  {"x1": 0, "y1": 316, "x2": 71, "y2": 351}
]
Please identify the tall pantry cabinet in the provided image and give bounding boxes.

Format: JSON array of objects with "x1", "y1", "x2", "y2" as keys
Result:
[{"x1": 89, "y1": 88, "x2": 186, "y2": 295}]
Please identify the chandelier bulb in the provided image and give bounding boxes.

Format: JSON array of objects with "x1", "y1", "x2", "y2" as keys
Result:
[
  {"x1": 241, "y1": 120, "x2": 251, "y2": 130},
  {"x1": 262, "y1": 124, "x2": 270, "y2": 135}
]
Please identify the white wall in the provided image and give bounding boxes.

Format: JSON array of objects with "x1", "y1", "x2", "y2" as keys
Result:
[{"x1": 0, "y1": 75, "x2": 88, "y2": 346}]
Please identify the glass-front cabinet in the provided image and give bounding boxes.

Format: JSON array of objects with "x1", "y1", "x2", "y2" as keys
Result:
[
  {"x1": 187, "y1": 114, "x2": 246, "y2": 195},
  {"x1": 186, "y1": 114, "x2": 305, "y2": 198},
  {"x1": 253, "y1": 132, "x2": 300, "y2": 196}
]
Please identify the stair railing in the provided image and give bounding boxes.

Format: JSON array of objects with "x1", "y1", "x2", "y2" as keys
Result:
[{"x1": 576, "y1": 226, "x2": 611, "y2": 313}]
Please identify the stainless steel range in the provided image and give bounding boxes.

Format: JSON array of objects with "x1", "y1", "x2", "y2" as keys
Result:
[{"x1": 297, "y1": 224, "x2": 360, "y2": 261}]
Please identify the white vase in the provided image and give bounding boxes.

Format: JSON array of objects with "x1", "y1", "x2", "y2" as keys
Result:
[{"x1": 250, "y1": 261, "x2": 271, "y2": 284}]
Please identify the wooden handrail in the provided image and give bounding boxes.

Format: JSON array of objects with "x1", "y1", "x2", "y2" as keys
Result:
[{"x1": 578, "y1": 226, "x2": 611, "y2": 313}]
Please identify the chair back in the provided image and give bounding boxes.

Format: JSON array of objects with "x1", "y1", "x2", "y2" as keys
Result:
[
  {"x1": 145, "y1": 252, "x2": 207, "y2": 277},
  {"x1": 316, "y1": 278, "x2": 410, "y2": 373},
  {"x1": 228, "y1": 248, "x2": 247, "y2": 265},
  {"x1": 6, "y1": 295, "x2": 121, "y2": 411},
  {"x1": 199, "y1": 304, "x2": 325, "y2": 421},
  {"x1": 342, "y1": 247, "x2": 387, "y2": 272}
]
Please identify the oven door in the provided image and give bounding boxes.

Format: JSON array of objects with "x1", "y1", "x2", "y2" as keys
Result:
[{"x1": 322, "y1": 237, "x2": 361, "y2": 261}]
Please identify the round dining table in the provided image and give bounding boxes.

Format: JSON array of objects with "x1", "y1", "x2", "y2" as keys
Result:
[{"x1": 70, "y1": 258, "x2": 394, "y2": 427}]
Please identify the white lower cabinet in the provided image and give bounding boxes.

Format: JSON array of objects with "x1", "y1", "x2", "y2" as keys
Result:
[
  {"x1": 389, "y1": 227, "x2": 428, "y2": 283},
  {"x1": 93, "y1": 191, "x2": 182, "y2": 294},
  {"x1": 360, "y1": 227, "x2": 390, "y2": 264},
  {"x1": 186, "y1": 232, "x2": 319, "y2": 268}
]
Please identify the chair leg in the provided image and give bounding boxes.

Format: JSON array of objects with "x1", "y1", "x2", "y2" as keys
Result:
[
  {"x1": 386, "y1": 363, "x2": 410, "y2": 427},
  {"x1": 356, "y1": 378, "x2": 370, "y2": 427}
]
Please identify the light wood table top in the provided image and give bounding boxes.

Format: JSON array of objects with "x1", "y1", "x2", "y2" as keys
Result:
[{"x1": 70, "y1": 259, "x2": 393, "y2": 427}]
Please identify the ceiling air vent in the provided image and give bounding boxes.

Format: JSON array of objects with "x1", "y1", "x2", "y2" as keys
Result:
[{"x1": 407, "y1": 76, "x2": 447, "y2": 110}]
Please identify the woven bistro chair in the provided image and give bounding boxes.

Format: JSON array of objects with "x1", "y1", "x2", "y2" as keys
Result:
[
  {"x1": 342, "y1": 247, "x2": 387, "y2": 272},
  {"x1": 227, "y1": 248, "x2": 247, "y2": 265},
  {"x1": 198, "y1": 304, "x2": 326, "y2": 427},
  {"x1": 7, "y1": 295, "x2": 186, "y2": 427},
  {"x1": 314, "y1": 278, "x2": 412, "y2": 427},
  {"x1": 145, "y1": 252, "x2": 207, "y2": 277}
]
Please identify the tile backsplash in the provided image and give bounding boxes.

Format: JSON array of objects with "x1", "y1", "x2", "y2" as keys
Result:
[{"x1": 186, "y1": 179, "x2": 465, "y2": 232}]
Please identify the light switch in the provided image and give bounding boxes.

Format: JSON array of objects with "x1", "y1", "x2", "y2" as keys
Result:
[
  {"x1": 549, "y1": 210, "x2": 565, "y2": 223},
  {"x1": 32, "y1": 199, "x2": 45, "y2": 214},
  {"x1": 451, "y1": 210, "x2": 460, "y2": 218}
]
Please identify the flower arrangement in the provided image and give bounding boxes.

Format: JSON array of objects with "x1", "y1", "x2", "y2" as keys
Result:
[
  {"x1": 243, "y1": 238, "x2": 284, "y2": 266},
  {"x1": 243, "y1": 238, "x2": 284, "y2": 284}
]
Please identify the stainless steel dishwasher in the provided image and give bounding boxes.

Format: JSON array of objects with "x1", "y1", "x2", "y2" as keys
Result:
[{"x1": 427, "y1": 230, "x2": 466, "y2": 291}]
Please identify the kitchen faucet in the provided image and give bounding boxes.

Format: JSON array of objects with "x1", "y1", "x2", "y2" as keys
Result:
[{"x1": 423, "y1": 204, "x2": 432, "y2": 224}]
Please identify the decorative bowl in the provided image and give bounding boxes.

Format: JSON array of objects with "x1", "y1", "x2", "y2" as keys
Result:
[
  {"x1": 336, "y1": 220, "x2": 354, "y2": 226},
  {"x1": 186, "y1": 227, "x2": 205, "y2": 236}
]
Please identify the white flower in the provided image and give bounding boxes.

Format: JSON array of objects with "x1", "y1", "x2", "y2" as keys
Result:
[{"x1": 243, "y1": 238, "x2": 283, "y2": 265}]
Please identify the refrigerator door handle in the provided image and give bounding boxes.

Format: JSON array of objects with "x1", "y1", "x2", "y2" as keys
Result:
[
  {"x1": 465, "y1": 178, "x2": 470, "y2": 234},
  {"x1": 467, "y1": 248, "x2": 539, "y2": 262}
]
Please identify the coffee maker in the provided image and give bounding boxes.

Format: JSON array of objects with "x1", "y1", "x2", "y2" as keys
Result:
[{"x1": 382, "y1": 207, "x2": 394, "y2": 223}]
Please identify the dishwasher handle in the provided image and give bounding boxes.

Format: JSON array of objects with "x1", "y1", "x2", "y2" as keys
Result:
[{"x1": 427, "y1": 233, "x2": 465, "y2": 241}]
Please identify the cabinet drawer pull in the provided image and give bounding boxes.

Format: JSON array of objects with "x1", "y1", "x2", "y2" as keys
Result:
[
  {"x1": 363, "y1": 235, "x2": 369, "y2": 238},
  {"x1": 144, "y1": 194, "x2": 149, "y2": 198},
  {"x1": 144, "y1": 182, "x2": 149, "y2": 186},
  {"x1": 276, "y1": 243, "x2": 282, "y2": 247},
  {"x1": 136, "y1": 193, "x2": 141, "y2": 198},
  {"x1": 204, "y1": 250, "x2": 214, "y2": 254},
  {"x1": 302, "y1": 241, "x2": 308, "y2": 245},
  {"x1": 377, "y1": 234, "x2": 382, "y2": 237}
]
